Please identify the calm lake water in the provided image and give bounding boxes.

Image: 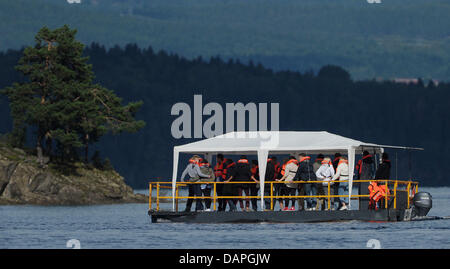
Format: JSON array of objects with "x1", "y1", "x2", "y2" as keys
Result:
[{"x1": 1, "y1": 187, "x2": 449, "y2": 249}]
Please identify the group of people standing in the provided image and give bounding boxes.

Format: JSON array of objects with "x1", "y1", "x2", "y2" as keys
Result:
[{"x1": 179, "y1": 151, "x2": 391, "y2": 212}]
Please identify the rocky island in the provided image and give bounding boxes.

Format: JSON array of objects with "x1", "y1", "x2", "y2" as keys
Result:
[{"x1": 0, "y1": 142, "x2": 148, "y2": 205}]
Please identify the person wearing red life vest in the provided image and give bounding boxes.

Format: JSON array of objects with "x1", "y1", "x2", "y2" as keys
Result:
[
  {"x1": 248, "y1": 160, "x2": 260, "y2": 211},
  {"x1": 214, "y1": 154, "x2": 228, "y2": 211},
  {"x1": 356, "y1": 151, "x2": 375, "y2": 210},
  {"x1": 295, "y1": 153, "x2": 317, "y2": 211},
  {"x1": 226, "y1": 156, "x2": 258, "y2": 212},
  {"x1": 222, "y1": 158, "x2": 237, "y2": 211},
  {"x1": 275, "y1": 158, "x2": 288, "y2": 210}
]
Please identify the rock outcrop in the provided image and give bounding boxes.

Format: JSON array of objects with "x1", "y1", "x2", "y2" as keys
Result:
[{"x1": 0, "y1": 143, "x2": 148, "y2": 205}]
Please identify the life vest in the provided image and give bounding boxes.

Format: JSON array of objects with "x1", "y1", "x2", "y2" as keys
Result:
[
  {"x1": 368, "y1": 182, "x2": 389, "y2": 209},
  {"x1": 321, "y1": 160, "x2": 332, "y2": 165},
  {"x1": 237, "y1": 159, "x2": 249, "y2": 164},
  {"x1": 274, "y1": 162, "x2": 281, "y2": 178},
  {"x1": 338, "y1": 159, "x2": 348, "y2": 166},
  {"x1": 214, "y1": 158, "x2": 227, "y2": 178},
  {"x1": 356, "y1": 154, "x2": 372, "y2": 175},
  {"x1": 299, "y1": 156, "x2": 311, "y2": 163},
  {"x1": 280, "y1": 163, "x2": 287, "y2": 176},
  {"x1": 223, "y1": 161, "x2": 235, "y2": 179},
  {"x1": 251, "y1": 165, "x2": 259, "y2": 177}
]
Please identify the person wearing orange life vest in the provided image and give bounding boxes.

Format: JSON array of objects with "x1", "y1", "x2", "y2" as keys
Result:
[
  {"x1": 315, "y1": 157, "x2": 335, "y2": 210},
  {"x1": 214, "y1": 154, "x2": 228, "y2": 211},
  {"x1": 332, "y1": 153, "x2": 342, "y2": 210},
  {"x1": 180, "y1": 155, "x2": 210, "y2": 212},
  {"x1": 332, "y1": 156, "x2": 350, "y2": 210},
  {"x1": 278, "y1": 156, "x2": 299, "y2": 211}
]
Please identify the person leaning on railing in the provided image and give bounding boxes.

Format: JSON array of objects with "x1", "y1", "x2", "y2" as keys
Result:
[
  {"x1": 295, "y1": 153, "x2": 317, "y2": 211},
  {"x1": 226, "y1": 156, "x2": 258, "y2": 212},
  {"x1": 278, "y1": 156, "x2": 299, "y2": 211},
  {"x1": 332, "y1": 156, "x2": 349, "y2": 210},
  {"x1": 315, "y1": 157, "x2": 335, "y2": 210},
  {"x1": 313, "y1": 154, "x2": 325, "y2": 210},
  {"x1": 180, "y1": 155, "x2": 211, "y2": 212},
  {"x1": 222, "y1": 158, "x2": 237, "y2": 212},
  {"x1": 198, "y1": 159, "x2": 216, "y2": 212}
]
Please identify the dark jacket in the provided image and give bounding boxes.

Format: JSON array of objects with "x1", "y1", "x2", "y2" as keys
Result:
[
  {"x1": 375, "y1": 160, "x2": 391, "y2": 180},
  {"x1": 295, "y1": 159, "x2": 317, "y2": 181},
  {"x1": 232, "y1": 161, "x2": 252, "y2": 181},
  {"x1": 265, "y1": 161, "x2": 275, "y2": 181},
  {"x1": 357, "y1": 155, "x2": 374, "y2": 180}
]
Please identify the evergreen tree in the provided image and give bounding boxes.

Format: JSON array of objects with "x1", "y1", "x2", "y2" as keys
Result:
[{"x1": 1, "y1": 25, "x2": 145, "y2": 165}]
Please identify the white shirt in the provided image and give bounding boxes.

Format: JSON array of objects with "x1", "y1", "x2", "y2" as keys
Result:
[
  {"x1": 316, "y1": 164, "x2": 335, "y2": 186},
  {"x1": 283, "y1": 162, "x2": 298, "y2": 188},
  {"x1": 332, "y1": 162, "x2": 349, "y2": 181}
]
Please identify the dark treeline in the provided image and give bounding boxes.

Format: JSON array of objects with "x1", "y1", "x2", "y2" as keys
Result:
[{"x1": 1, "y1": 43, "x2": 449, "y2": 188}]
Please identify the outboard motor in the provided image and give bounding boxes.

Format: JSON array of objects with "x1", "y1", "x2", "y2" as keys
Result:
[{"x1": 412, "y1": 192, "x2": 432, "y2": 218}]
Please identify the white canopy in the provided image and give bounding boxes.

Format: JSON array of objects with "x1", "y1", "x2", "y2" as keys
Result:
[{"x1": 171, "y1": 131, "x2": 422, "y2": 211}]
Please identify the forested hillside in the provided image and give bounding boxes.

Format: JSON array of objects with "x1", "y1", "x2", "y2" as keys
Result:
[
  {"x1": 0, "y1": 0, "x2": 449, "y2": 80},
  {"x1": 1, "y1": 44, "x2": 449, "y2": 187}
]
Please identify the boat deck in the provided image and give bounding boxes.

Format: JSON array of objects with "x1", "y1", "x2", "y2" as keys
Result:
[{"x1": 148, "y1": 209, "x2": 408, "y2": 223}]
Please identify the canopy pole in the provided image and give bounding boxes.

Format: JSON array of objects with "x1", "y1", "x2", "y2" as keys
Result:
[
  {"x1": 347, "y1": 146, "x2": 356, "y2": 210},
  {"x1": 257, "y1": 149, "x2": 269, "y2": 211},
  {"x1": 172, "y1": 148, "x2": 179, "y2": 212}
]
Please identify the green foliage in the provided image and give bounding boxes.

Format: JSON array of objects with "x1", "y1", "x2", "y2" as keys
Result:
[
  {"x1": 0, "y1": 0, "x2": 449, "y2": 80},
  {"x1": 1, "y1": 25, "x2": 145, "y2": 165}
]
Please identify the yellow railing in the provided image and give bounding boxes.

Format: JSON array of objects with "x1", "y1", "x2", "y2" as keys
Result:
[{"x1": 148, "y1": 179, "x2": 419, "y2": 212}]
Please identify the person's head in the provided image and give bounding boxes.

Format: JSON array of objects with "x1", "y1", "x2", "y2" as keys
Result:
[
  {"x1": 192, "y1": 155, "x2": 201, "y2": 161},
  {"x1": 382, "y1": 152, "x2": 389, "y2": 160},
  {"x1": 316, "y1": 154, "x2": 324, "y2": 160},
  {"x1": 200, "y1": 158, "x2": 209, "y2": 166},
  {"x1": 240, "y1": 155, "x2": 247, "y2": 160},
  {"x1": 271, "y1": 156, "x2": 277, "y2": 162},
  {"x1": 217, "y1": 153, "x2": 224, "y2": 162},
  {"x1": 289, "y1": 156, "x2": 296, "y2": 160},
  {"x1": 251, "y1": 160, "x2": 258, "y2": 167},
  {"x1": 341, "y1": 156, "x2": 347, "y2": 161},
  {"x1": 363, "y1": 151, "x2": 370, "y2": 156},
  {"x1": 334, "y1": 153, "x2": 341, "y2": 158},
  {"x1": 322, "y1": 157, "x2": 331, "y2": 165},
  {"x1": 298, "y1": 153, "x2": 306, "y2": 158}
]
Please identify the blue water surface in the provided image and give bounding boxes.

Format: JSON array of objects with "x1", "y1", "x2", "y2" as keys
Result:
[{"x1": 1, "y1": 187, "x2": 449, "y2": 249}]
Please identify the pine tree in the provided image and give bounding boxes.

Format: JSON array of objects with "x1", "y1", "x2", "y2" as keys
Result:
[{"x1": 1, "y1": 25, "x2": 145, "y2": 166}]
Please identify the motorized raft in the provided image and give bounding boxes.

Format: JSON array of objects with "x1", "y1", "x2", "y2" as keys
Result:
[{"x1": 148, "y1": 131, "x2": 432, "y2": 223}]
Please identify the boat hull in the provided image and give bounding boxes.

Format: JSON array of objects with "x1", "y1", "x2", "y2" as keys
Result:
[{"x1": 148, "y1": 209, "x2": 409, "y2": 223}]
